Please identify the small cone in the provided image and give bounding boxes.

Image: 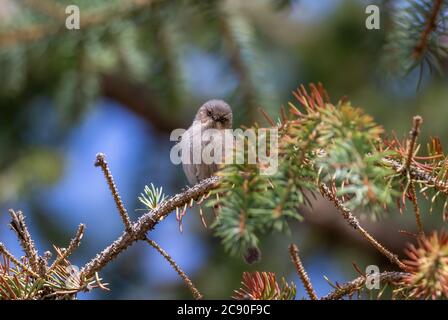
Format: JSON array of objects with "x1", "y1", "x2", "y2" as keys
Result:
[{"x1": 243, "y1": 246, "x2": 261, "y2": 264}]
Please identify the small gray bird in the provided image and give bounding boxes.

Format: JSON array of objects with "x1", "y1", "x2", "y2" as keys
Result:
[
  {"x1": 181, "y1": 99, "x2": 233, "y2": 185},
  {"x1": 180, "y1": 100, "x2": 261, "y2": 264}
]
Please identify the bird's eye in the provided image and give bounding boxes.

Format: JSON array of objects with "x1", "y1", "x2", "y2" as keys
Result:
[{"x1": 207, "y1": 110, "x2": 212, "y2": 116}]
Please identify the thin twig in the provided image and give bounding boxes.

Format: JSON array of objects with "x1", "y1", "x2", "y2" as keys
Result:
[
  {"x1": 258, "y1": 107, "x2": 276, "y2": 127},
  {"x1": 8, "y1": 209, "x2": 40, "y2": 273},
  {"x1": 95, "y1": 153, "x2": 132, "y2": 232},
  {"x1": 409, "y1": 183, "x2": 424, "y2": 236},
  {"x1": 48, "y1": 224, "x2": 85, "y2": 273},
  {"x1": 405, "y1": 116, "x2": 422, "y2": 170},
  {"x1": 321, "y1": 272, "x2": 409, "y2": 300},
  {"x1": 0, "y1": 243, "x2": 39, "y2": 278},
  {"x1": 145, "y1": 238, "x2": 203, "y2": 300},
  {"x1": 383, "y1": 157, "x2": 448, "y2": 195},
  {"x1": 289, "y1": 243, "x2": 317, "y2": 300},
  {"x1": 405, "y1": 116, "x2": 424, "y2": 236},
  {"x1": 319, "y1": 183, "x2": 408, "y2": 271},
  {"x1": 413, "y1": 0, "x2": 444, "y2": 59},
  {"x1": 81, "y1": 175, "x2": 220, "y2": 278}
]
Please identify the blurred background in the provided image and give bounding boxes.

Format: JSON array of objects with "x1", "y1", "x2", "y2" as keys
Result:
[{"x1": 0, "y1": 0, "x2": 447, "y2": 299}]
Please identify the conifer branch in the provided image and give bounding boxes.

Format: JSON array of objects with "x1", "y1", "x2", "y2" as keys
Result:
[
  {"x1": 319, "y1": 184, "x2": 407, "y2": 271},
  {"x1": 95, "y1": 153, "x2": 132, "y2": 232},
  {"x1": 413, "y1": 0, "x2": 444, "y2": 60},
  {"x1": 145, "y1": 238, "x2": 203, "y2": 300},
  {"x1": 409, "y1": 183, "x2": 424, "y2": 236},
  {"x1": 8, "y1": 209, "x2": 40, "y2": 273},
  {"x1": 1, "y1": 210, "x2": 107, "y2": 299},
  {"x1": 385, "y1": 0, "x2": 448, "y2": 77},
  {"x1": 289, "y1": 243, "x2": 317, "y2": 300},
  {"x1": 233, "y1": 271, "x2": 296, "y2": 300},
  {"x1": 321, "y1": 272, "x2": 408, "y2": 300},
  {"x1": 48, "y1": 224, "x2": 85, "y2": 273},
  {"x1": 405, "y1": 116, "x2": 422, "y2": 171},
  {"x1": 406, "y1": 116, "x2": 424, "y2": 236},
  {"x1": 81, "y1": 175, "x2": 220, "y2": 278},
  {"x1": 0, "y1": 243, "x2": 40, "y2": 278},
  {"x1": 383, "y1": 157, "x2": 448, "y2": 195}
]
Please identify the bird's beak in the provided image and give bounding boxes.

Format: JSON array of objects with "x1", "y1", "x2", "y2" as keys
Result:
[{"x1": 205, "y1": 118, "x2": 215, "y2": 127}]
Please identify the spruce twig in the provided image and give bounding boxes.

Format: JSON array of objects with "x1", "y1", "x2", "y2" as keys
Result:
[
  {"x1": 81, "y1": 175, "x2": 220, "y2": 278},
  {"x1": 145, "y1": 238, "x2": 203, "y2": 300},
  {"x1": 0, "y1": 243, "x2": 39, "y2": 278},
  {"x1": 319, "y1": 184, "x2": 407, "y2": 271},
  {"x1": 405, "y1": 116, "x2": 422, "y2": 171},
  {"x1": 321, "y1": 272, "x2": 409, "y2": 300},
  {"x1": 289, "y1": 243, "x2": 317, "y2": 300},
  {"x1": 413, "y1": 0, "x2": 444, "y2": 60},
  {"x1": 48, "y1": 224, "x2": 85, "y2": 273},
  {"x1": 409, "y1": 183, "x2": 424, "y2": 236},
  {"x1": 95, "y1": 153, "x2": 132, "y2": 232},
  {"x1": 405, "y1": 116, "x2": 424, "y2": 236},
  {"x1": 383, "y1": 157, "x2": 448, "y2": 195},
  {"x1": 8, "y1": 209, "x2": 40, "y2": 273}
]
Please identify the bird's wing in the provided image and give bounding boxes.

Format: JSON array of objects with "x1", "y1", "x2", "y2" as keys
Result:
[{"x1": 181, "y1": 126, "x2": 202, "y2": 185}]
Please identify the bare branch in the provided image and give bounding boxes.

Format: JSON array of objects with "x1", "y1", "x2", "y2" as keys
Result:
[
  {"x1": 81, "y1": 176, "x2": 220, "y2": 278},
  {"x1": 0, "y1": 243, "x2": 39, "y2": 278},
  {"x1": 145, "y1": 238, "x2": 203, "y2": 300},
  {"x1": 383, "y1": 157, "x2": 448, "y2": 195},
  {"x1": 95, "y1": 153, "x2": 132, "y2": 232},
  {"x1": 409, "y1": 183, "x2": 424, "y2": 236},
  {"x1": 413, "y1": 0, "x2": 444, "y2": 59},
  {"x1": 289, "y1": 243, "x2": 317, "y2": 300},
  {"x1": 405, "y1": 116, "x2": 423, "y2": 171},
  {"x1": 321, "y1": 272, "x2": 408, "y2": 300},
  {"x1": 8, "y1": 209, "x2": 40, "y2": 273},
  {"x1": 406, "y1": 116, "x2": 424, "y2": 236},
  {"x1": 48, "y1": 224, "x2": 85, "y2": 273},
  {"x1": 319, "y1": 184, "x2": 408, "y2": 271}
]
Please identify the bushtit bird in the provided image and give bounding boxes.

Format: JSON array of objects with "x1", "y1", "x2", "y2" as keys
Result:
[
  {"x1": 180, "y1": 100, "x2": 261, "y2": 264},
  {"x1": 181, "y1": 99, "x2": 233, "y2": 185}
]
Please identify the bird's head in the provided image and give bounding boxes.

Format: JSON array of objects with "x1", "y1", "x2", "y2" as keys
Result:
[{"x1": 195, "y1": 100, "x2": 233, "y2": 129}]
